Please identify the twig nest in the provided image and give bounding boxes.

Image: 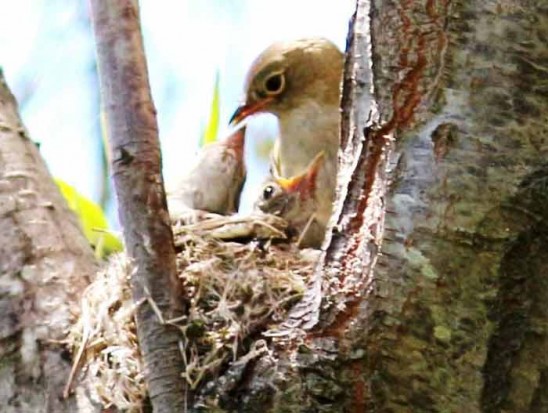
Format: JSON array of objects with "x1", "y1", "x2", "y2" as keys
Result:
[
  {"x1": 66, "y1": 254, "x2": 143, "y2": 410},
  {"x1": 67, "y1": 213, "x2": 316, "y2": 411}
]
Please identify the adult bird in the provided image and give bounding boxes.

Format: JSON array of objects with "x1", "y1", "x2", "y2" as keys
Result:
[{"x1": 230, "y1": 37, "x2": 343, "y2": 245}]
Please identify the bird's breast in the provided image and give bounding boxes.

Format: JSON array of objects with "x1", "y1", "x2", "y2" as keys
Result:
[{"x1": 277, "y1": 101, "x2": 340, "y2": 177}]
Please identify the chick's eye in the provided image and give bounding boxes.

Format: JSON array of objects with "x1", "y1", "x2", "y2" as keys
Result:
[
  {"x1": 262, "y1": 185, "x2": 275, "y2": 200},
  {"x1": 264, "y1": 73, "x2": 284, "y2": 95}
]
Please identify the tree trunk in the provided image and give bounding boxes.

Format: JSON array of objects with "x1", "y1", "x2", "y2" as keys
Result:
[
  {"x1": 0, "y1": 73, "x2": 99, "y2": 412},
  {"x1": 206, "y1": 0, "x2": 548, "y2": 412},
  {"x1": 365, "y1": 0, "x2": 548, "y2": 411}
]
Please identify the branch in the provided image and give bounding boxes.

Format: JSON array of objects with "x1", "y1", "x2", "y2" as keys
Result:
[{"x1": 89, "y1": 2, "x2": 188, "y2": 411}]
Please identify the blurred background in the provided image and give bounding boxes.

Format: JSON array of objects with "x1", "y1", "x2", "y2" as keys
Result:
[{"x1": 0, "y1": 0, "x2": 354, "y2": 230}]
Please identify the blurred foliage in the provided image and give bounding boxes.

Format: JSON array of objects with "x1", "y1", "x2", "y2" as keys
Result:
[
  {"x1": 200, "y1": 71, "x2": 220, "y2": 147},
  {"x1": 56, "y1": 178, "x2": 123, "y2": 259}
]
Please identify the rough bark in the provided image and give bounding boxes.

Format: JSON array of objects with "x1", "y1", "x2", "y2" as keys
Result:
[
  {"x1": 367, "y1": 1, "x2": 548, "y2": 411},
  {"x1": 0, "y1": 73, "x2": 99, "y2": 412},
  {"x1": 202, "y1": 0, "x2": 548, "y2": 412},
  {"x1": 89, "y1": 1, "x2": 188, "y2": 412}
]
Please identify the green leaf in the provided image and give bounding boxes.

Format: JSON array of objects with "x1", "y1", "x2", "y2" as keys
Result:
[
  {"x1": 200, "y1": 71, "x2": 221, "y2": 147},
  {"x1": 55, "y1": 178, "x2": 123, "y2": 259}
]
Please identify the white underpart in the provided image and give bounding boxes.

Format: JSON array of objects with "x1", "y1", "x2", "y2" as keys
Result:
[{"x1": 277, "y1": 99, "x2": 340, "y2": 227}]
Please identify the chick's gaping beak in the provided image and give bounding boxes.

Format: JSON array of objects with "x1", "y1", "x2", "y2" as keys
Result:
[
  {"x1": 276, "y1": 151, "x2": 325, "y2": 196},
  {"x1": 224, "y1": 126, "x2": 246, "y2": 159},
  {"x1": 229, "y1": 98, "x2": 273, "y2": 126},
  {"x1": 276, "y1": 176, "x2": 299, "y2": 193}
]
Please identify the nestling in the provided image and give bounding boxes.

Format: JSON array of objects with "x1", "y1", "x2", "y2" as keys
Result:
[
  {"x1": 166, "y1": 127, "x2": 246, "y2": 221},
  {"x1": 255, "y1": 151, "x2": 325, "y2": 249}
]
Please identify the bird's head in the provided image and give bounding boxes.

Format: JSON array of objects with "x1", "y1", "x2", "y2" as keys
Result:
[
  {"x1": 230, "y1": 38, "x2": 343, "y2": 125},
  {"x1": 255, "y1": 151, "x2": 325, "y2": 218}
]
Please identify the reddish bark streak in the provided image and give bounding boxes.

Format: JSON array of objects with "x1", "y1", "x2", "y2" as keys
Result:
[
  {"x1": 320, "y1": 293, "x2": 364, "y2": 338},
  {"x1": 338, "y1": 20, "x2": 427, "y2": 286},
  {"x1": 322, "y1": 0, "x2": 447, "y2": 339}
]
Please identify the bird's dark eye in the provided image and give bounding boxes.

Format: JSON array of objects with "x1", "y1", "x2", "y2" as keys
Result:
[
  {"x1": 264, "y1": 73, "x2": 285, "y2": 95},
  {"x1": 262, "y1": 185, "x2": 275, "y2": 200}
]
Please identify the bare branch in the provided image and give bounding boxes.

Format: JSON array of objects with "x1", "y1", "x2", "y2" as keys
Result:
[{"x1": 88, "y1": 2, "x2": 188, "y2": 411}]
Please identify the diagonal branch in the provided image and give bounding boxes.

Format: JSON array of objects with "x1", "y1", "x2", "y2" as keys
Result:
[{"x1": 88, "y1": 1, "x2": 188, "y2": 411}]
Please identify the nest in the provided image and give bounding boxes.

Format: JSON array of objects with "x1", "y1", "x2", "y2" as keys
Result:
[{"x1": 66, "y1": 215, "x2": 317, "y2": 411}]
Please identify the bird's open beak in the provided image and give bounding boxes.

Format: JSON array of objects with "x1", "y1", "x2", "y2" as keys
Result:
[
  {"x1": 224, "y1": 126, "x2": 246, "y2": 156},
  {"x1": 276, "y1": 151, "x2": 325, "y2": 195},
  {"x1": 229, "y1": 98, "x2": 273, "y2": 126},
  {"x1": 276, "y1": 176, "x2": 300, "y2": 193}
]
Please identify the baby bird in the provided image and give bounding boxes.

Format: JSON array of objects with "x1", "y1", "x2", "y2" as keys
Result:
[
  {"x1": 255, "y1": 151, "x2": 326, "y2": 248},
  {"x1": 167, "y1": 127, "x2": 246, "y2": 221}
]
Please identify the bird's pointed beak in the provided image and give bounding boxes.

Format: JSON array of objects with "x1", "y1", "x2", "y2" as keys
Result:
[{"x1": 229, "y1": 98, "x2": 273, "y2": 126}]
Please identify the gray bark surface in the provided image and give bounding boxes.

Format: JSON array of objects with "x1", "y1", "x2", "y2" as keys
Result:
[
  {"x1": 0, "y1": 73, "x2": 99, "y2": 412},
  {"x1": 373, "y1": 1, "x2": 548, "y2": 411}
]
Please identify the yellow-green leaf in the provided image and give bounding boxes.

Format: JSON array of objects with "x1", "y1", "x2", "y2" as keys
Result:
[
  {"x1": 55, "y1": 178, "x2": 123, "y2": 259},
  {"x1": 200, "y1": 71, "x2": 221, "y2": 147}
]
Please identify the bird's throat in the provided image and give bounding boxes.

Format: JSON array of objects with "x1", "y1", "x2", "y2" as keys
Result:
[{"x1": 276, "y1": 101, "x2": 340, "y2": 178}]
